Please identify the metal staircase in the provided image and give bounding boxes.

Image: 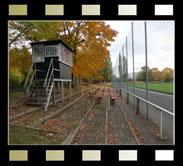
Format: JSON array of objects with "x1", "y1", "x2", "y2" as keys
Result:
[{"x1": 24, "y1": 58, "x2": 55, "y2": 111}]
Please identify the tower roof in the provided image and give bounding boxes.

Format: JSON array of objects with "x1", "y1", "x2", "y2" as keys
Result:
[{"x1": 30, "y1": 39, "x2": 74, "y2": 53}]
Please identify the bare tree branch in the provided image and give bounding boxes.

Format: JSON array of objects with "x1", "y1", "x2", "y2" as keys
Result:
[{"x1": 9, "y1": 24, "x2": 33, "y2": 47}]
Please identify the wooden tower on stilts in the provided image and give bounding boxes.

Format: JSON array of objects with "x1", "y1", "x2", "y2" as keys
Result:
[{"x1": 24, "y1": 40, "x2": 74, "y2": 111}]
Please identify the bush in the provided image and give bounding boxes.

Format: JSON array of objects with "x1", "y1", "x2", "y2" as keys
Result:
[{"x1": 9, "y1": 67, "x2": 24, "y2": 89}]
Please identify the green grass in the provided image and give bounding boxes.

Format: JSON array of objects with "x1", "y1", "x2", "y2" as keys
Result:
[
  {"x1": 9, "y1": 91, "x2": 24, "y2": 98},
  {"x1": 128, "y1": 82, "x2": 173, "y2": 94},
  {"x1": 9, "y1": 125, "x2": 66, "y2": 145},
  {"x1": 9, "y1": 91, "x2": 25, "y2": 105}
]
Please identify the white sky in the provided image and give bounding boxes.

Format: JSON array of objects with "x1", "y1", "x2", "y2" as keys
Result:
[
  {"x1": 105, "y1": 21, "x2": 174, "y2": 72},
  {"x1": 105, "y1": 21, "x2": 131, "y2": 67}
]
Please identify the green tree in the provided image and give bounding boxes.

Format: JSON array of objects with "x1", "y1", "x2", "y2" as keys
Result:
[
  {"x1": 137, "y1": 66, "x2": 153, "y2": 81},
  {"x1": 122, "y1": 55, "x2": 128, "y2": 82},
  {"x1": 118, "y1": 53, "x2": 127, "y2": 83},
  {"x1": 101, "y1": 54, "x2": 112, "y2": 82}
]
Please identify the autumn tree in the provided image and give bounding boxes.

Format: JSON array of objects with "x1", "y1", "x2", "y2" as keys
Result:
[
  {"x1": 9, "y1": 46, "x2": 32, "y2": 89},
  {"x1": 9, "y1": 21, "x2": 118, "y2": 85},
  {"x1": 100, "y1": 54, "x2": 112, "y2": 82},
  {"x1": 150, "y1": 67, "x2": 162, "y2": 81},
  {"x1": 161, "y1": 67, "x2": 173, "y2": 82},
  {"x1": 9, "y1": 22, "x2": 65, "y2": 47}
]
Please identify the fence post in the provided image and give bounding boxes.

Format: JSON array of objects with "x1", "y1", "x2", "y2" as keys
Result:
[
  {"x1": 144, "y1": 21, "x2": 149, "y2": 120},
  {"x1": 131, "y1": 22, "x2": 136, "y2": 108},
  {"x1": 121, "y1": 89, "x2": 123, "y2": 97},
  {"x1": 127, "y1": 92, "x2": 129, "y2": 104},
  {"x1": 119, "y1": 53, "x2": 123, "y2": 90},
  {"x1": 136, "y1": 98, "x2": 140, "y2": 115},
  {"x1": 122, "y1": 47, "x2": 124, "y2": 90},
  {"x1": 160, "y1": 109, "x2": 163, "y2": 139},
  {"x1": 126, "y1": 36, "x2": 128, "y2": 92}
]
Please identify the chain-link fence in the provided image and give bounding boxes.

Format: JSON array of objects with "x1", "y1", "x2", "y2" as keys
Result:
[{"x1": 111, "y1": 21, "x2": 174, "y2": 143}]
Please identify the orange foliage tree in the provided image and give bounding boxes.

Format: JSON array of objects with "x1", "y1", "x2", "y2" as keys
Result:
[
  {"x1": 161, "y1": 67, "x2": 173, "y2": 82},
  {"x1": 150, "y1": 67, "x2": 162, "y2": 81},
  {"x1": 9, "y1": 21, "x2": 118, "y2": 83}
]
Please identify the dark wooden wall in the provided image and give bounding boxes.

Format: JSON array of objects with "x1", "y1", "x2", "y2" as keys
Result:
[{"x1": 35, "y1": 57, "x2": 72, "y2": 80}]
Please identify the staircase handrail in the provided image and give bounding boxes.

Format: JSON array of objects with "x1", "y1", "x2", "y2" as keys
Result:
[
  {"x1": 44, "y1": 81, "x2": 54, "y2": 112},
  {"x1": 24, "y1": 63, "x2": 34, "y2": 88},
  {"x1": 46, "y1": 69, "x2": 54, "y2": 93},
  {"x1": 44, "y1": 58, "x2": 53, "y2": 87},
  {"x1": 25, "y1": 70, "x2": 36, "y2": 95}
]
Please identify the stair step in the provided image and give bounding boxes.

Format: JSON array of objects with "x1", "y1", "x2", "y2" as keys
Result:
[
  {"x1": 33, "y1": 86, "x2": 45, "y2": 88},
  {"x1": 30, "y1": 94, "x2": 48, "y2": 97},
  {"x1": 36, "y1": 80, "x2": 52, "y2": 82},
  {"x1": 34, "y1": 79, "x2": 45, "y2": 82},
  {"x1": 31, "y1": 88, "x2": 45, "y2": 91},
  {"x1": 26, "y1": 103, "x2": 46, "y2": 105},
  {"x1": 32, "y1": 85, "x2": 51, "y2": 89},
  {"x1": 31, "y1": 92, "x2": 46, "y2": 95},
  {"x1": 29, "y1": 97, "x2": 47, "y2": 100}
]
